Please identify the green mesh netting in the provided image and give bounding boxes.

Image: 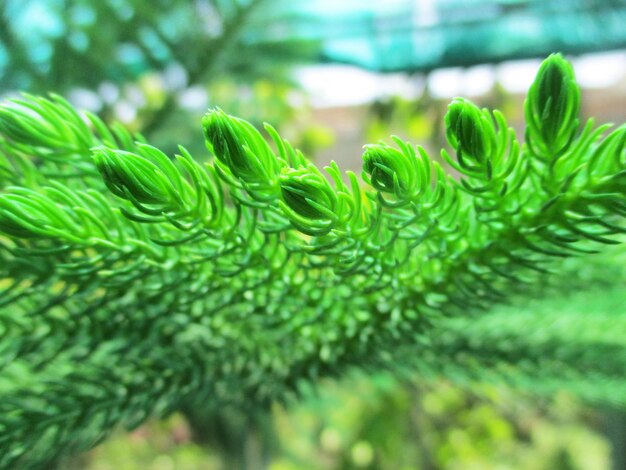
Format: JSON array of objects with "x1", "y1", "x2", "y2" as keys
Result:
[{"x1": 251, "y1": 0, "x2": 626, "y2": 71}]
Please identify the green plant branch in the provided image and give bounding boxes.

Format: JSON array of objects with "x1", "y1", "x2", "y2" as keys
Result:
[{"x1": 0, "y1": 54, "x2": 625, "y2": 466}]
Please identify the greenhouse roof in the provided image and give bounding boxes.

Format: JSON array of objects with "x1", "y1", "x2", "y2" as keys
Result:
[{"x1": 254, "y1": 0, "x2": 626, "y2": 72}]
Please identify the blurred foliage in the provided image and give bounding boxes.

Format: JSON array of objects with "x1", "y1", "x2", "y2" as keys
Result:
[
  {"x1": 0, "y1": 0, "x2": 317, "y2": 93},
  {"x1": 366, "y1": 93, "x2": 440, "y2": 147},
  {"x1": 152, "y1": 79, "x2": 334, "y2": 158},
  {"x1": 72, "y1": 384, "x2": 611, "y2": 470},
  {"x1": 65, "y1": 414, "x2": 219, "y2": 470},
  {"x1": 272, "y1": 378, "x2": 609, "y2": 470},
  {"x1": 0, "y1": 0, "x2": 334, "y2": 174},
  {"x1": 1, "y1": 3, "x2": 624, "y2": 467},
  {"x1": 73, "y1": 244, "x2": 624, "y2": 469},
  {"x1": 0, "y1": 0, "x2": 320, "y2": 145},
  {"x1": 364, "y1": 82, "x2": 521, "y2": 155}
]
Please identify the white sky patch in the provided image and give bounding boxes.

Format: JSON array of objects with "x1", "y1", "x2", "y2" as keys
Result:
[
  {"x1": 295, "y1": 65, "x2": 423, "y2": 107},
  {"x1": 574, "y1": 51, "x2": 626, "y2": 89},
  {"x1": 464, "y1": 65, "x2": 496, "y2": 96},
  {"x1": 98, "y1": 82, "x2": 120, "y2": 105},
  {"x1": 428, "y1": 67, "x2": 464, "y2": 98},
  {"x1": 495, "y1": 58, "x2": 543, "y2": 94},
  {"x1": 426, "y1": 65, "x2": 496, "y2": 98},
  {"x1": 295, "y1": 65, "x2": 381, "y2": 107},
  {"x1": 113, "y1": 101, "x2": 137, "y2": 124},
  {"x1": 178, "y1": 86, "x2": 209, "y2": 111},
  {"x1": 296, "y1": 50, "x2": 626, "y2": 107},
  {"x1": 414, "y1": 0, "x2": 438, "y2": 28},
  {"x1": 68, "y1": 88, "x2": 102, "y2": 113}
]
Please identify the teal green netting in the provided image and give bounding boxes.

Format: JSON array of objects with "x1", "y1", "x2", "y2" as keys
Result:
[
  {"x1": 249, "y1": 0, "x2": 626, "y2": 71},
  {"x1": 2, "y1": 0, "x2": 625, "y2": 88}
]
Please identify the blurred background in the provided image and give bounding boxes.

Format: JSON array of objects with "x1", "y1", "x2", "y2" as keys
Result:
[{"x1": 1, "y1": 0, "x2": 626, "y2": 468}]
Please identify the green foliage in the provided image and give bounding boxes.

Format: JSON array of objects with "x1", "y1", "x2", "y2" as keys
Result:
[
  {"x1": 445, "y1": 97, "x2": 497, "y2": 170},
  {"x1": 270, "y1": 378, "x2": 610, "y2": 470},
  {"x1": 72, "y1": 381, "x2": 611, "y2": 469},
  {"x1": 0, "y1": 0, "x2": 320, "y2": 153},
  {"x1": 0, "y1": 0, "x2": 313, "y2": 94},
  {"x1": 525, "y1": 53, "x2": 581, "y2": 159},
  {"x1": 0, "y1": 55, "x2": 625, "y2": 468}
]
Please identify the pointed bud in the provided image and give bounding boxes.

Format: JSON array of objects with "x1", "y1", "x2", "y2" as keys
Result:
[
  {"x1": 445, "y1": 98, "x2": 496, "y2": 169},
  {"x1": 202, "y1": 109, "x2": 279, "y2": 196},
  {"x1": 0, "y1": 195, "x2": 42, "y2": 238},
  {"x1": 93, "y1": 147, "x2": 178, "y2": 209},
  {"x1": 525, "y1": 53, "x2": 580, "y2": 157},
  {"x1": 362, "y1": 144, "x2": 413, "y2": 196},
  {"x1": 0, "y1": 192, "x2": 74, "y2": 239},
  {"x1": 280, "y1": 168, "x2": 336, "y2": 220},
  {"x1": 279, "y1": 168, "x2": 338, "y2": 235}
]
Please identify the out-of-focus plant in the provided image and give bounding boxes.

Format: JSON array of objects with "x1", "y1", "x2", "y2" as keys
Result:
[
  {"x1": 272, "y1": 380, "x2": 610, "y2": 470},
  {"x1": 0, "y1": 53, "x2": 625, "y2": 468},
  {"x1": 0, "y1": 0, "x2": 319, "y2": 141},
  {"x1": 269, "y1": 244, "x2": 626, "y2": 470},
  {"x1": 73, "y1": 378, "x2": 611, "y2": 470},
  {"x1": 366, "y1": 93, "x2": 438, "y2": 145},
  {"x1": 209, "y1": 78, "x2": 335, "y2": 157},
  {"x1": 365, "y1": 81, "x2": 522, "y2": 158}
]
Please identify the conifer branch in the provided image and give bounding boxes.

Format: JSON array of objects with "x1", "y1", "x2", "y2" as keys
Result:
[{"x1": 0, "y1": 54, "x2": 625, "y2": 466}]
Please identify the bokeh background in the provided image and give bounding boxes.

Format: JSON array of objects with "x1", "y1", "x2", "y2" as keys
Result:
[{"x1": 1, "y1": 0, "x2": 626, "y2": 468}]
